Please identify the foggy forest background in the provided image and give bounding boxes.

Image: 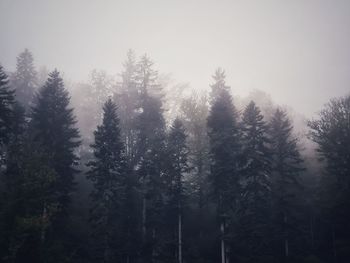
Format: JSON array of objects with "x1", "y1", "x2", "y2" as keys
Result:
[{"x1": 0, "y1": 47, "x2": 349, "y2": 263}]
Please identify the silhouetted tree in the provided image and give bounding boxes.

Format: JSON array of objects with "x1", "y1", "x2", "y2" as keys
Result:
[
  {"x1": 87, "y1": 98, "x2": 128, "y2": 262},
  {"x1": 309, "y1": 95, "x2": 350, "y2": 262},
  {"x1": 236, "y1": 101, "x2": 272, "y2": 262},
  {"x1": 30, "y1": 69, "x2": 80, "y2": 261},
  {"x1": 207, "y1": 68, "x2": 241, "y2": 263},
  {"x1": 165, "y1": 118, "x2": 189, "y2": 263},
  {"x1": 269, "y1": 109, "x2": 304, "y2": 262},
  {"x1": 0, "y1": 65, "x2": 15, "y2": 152}
]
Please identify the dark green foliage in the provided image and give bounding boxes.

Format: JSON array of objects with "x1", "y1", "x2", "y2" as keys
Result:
[
  {"x1": 134, "y1": 55, "x2": 168, "y2": 262},
  {"x1": 0, "y1": 65, "x2": 15, "y2": 149},
  {"x1": 164, "y1": 118, "x2": 189, "y2": 261},
  {"x1": 28, "y1": 69, "x2": 80, "y2": 261},
  {"x1": 207, "y1": 68, "x2": 240, "y2": 212},
  {"x1": 166, "y1": 118, "x2": 189, "y2": 206},
  {"x1": 87, "y1": 98, "x2": 128, "y2": 262},
  {"x1": 235, "y1": 101, "x2": 272, "y2": 262},
  {"x1": 179, "y1": 93, "x2": 213, "y2": 263},
  {"x1": 309, "y1": 95, "x2": 350, "y2": 262},
  {"x1": 31, "y1": 69, "x2": 80, "y2": 208},
  {"x1": 207, "y1": 68, "x2": 241, "y2": 262},
  {"x1": 269, "y1": 108, "x2": 304, "y2": 262}
]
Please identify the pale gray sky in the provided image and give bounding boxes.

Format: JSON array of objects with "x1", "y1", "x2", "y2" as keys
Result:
[{"x1": 1, "y1": 0, "x2": 350, "y2": 116}]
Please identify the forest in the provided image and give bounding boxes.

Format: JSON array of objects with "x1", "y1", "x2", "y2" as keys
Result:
[{"x1": 0, "y1": 48, "x2": 349, "y2": 263}]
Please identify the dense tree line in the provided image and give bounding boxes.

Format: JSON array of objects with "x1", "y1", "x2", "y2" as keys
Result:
[{"x1": 0, "y1": 49, "x2": 349, "y2": 263}]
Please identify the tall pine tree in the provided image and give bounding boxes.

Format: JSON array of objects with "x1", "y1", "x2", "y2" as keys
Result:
[
  {"x1": 309, "y1": 95, "x2": 350, "y2": 262},
  {"x1": 207, "y1": 68, "x2": 241, "y2": 263},
  {"x1": 0, "y1": 65, "x2": 15, "y2": 152},
  {"x1": 269, "y1": 108, "x2": 304, "y2": 262},
  {"x1": 30, "y1": 69, "x2": 80, "y2": 261},
  {"x1": 87, "y1": 98, "x2": 128, "y2": 262},
  {"x1": 165, "y1": 118, "x2": 189, "y2": 263},
  {"x1": 236, "y1": 101, "x2": 272, "y2": 262},
  {"x1": 134, "y1": 55, "x2": 167, "y2": 263}
]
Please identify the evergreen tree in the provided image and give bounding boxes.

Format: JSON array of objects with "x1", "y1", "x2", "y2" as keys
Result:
[
  {"x1": 1, "y1": 102, "x2": 61, "y2": 262},
  {"x1": 236, "y1": 101, "x2": 272, "y2": 262},
  {"x1": 179, "y1": 92, "x2": 212, "y2": 262},
  {"x1": 30, "y1": 69, "x2": 80, "y2": 261},
  {"x1": 165, "y1": 118, "x2": 189, "y2": 263},
  {"x1": 0, "y1": 65, "x2": 15, "y2": 152},
  {"x1": 134, "y1": 55, "x2": 167, "y2": 262},
  {"x1": 269, "y1": 108, "x2": 304, "y2": 262},
  {"x1": 115, "y1": 50, "x2": 139, "y2": 163},
  {"x1": 207, "y1": 68, "x2": 241, "y2": 263},
  {"x1": 0, "y1": 102, "x2": 26, "y2": 261},
  {"x1": 87, "y1": 98, "x2": 128, "y2": 262},
  {"x1": 309, "y1": 95, "x2": 350, "y2": 262},
  {"x1": 136, "y1": 54, "x2": 162, "y2": 99},
  {"x1": 11, "y1": 49, "x2": 37, "y2": 111}
]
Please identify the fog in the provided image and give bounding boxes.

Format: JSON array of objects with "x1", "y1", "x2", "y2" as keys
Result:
[
  {"x1": 1, "y1": 1, "x2": 350, "y2": 263},
  {"x1": 1, "y1": 0, "x2": 350, "y2": 117}
]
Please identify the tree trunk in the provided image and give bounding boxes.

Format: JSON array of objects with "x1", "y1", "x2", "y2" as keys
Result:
[
  {"x1": 221, "y1": 220, "x2": 226, "y2": 263},
  {"x1": 142, "y1": 196, "x2": 147, "y2": 240},
  {"x1": 284, "y1": 214, "x2": 289, "y2": 259},
  {"x1": 332, "y1": 226, "x2": 337, "y2": 263},
  {"x1": 310, "y1": 215, "x2": 315, "y2": 250},
  {"x1": 40, "y1": 202, "x2": 47, "y2": 244},
  {"x1": 151, "y1": 228, "x2": 156, "y2": 263},
  {"x1": 178, "y1": 208, "x2": 182, "y2": 263}
]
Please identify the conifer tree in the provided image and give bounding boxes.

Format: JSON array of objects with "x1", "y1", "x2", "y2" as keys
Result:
[
  {"x1": 269, "y1": 109, "x2": 304, "y2": 262},
  {"x1": 134, "y1": 55, "x2": 167, "y2": 262},
  {"x1": 31, "y1": 69, "x2": 80, "y2": 208},
  {"x1": 87, "y1": 98, "x2": 128, "y2": 262},
  {"x1": 0, "y1": 65, "x2": 15, "y2": 151},
  {"x1": 115, "y1": 50, "x2": 139, "y2": 163},
  {"x1": 236, "y1": 101, "x2": 272, "y2": 262},
  {"x1": 29, "y1": 70, "x2": 80, "y2": 261},
  {"x1": 166, "y1": 118, "x2": 189, "y2": 263},
  {"x1": 0, "y1": 102, "x2": 26, "y2": 261},
  {"x1": 207, "y1": 68, "x2": 241, "y2": 263},
  {"x1": 309, "y1": 95, "x2": 350, "y2": 261},
  {"x1": 1, "y1": 102, "x2": 60, "y2": 262},
  {"x1": 12, "y1": 49, "x2": 37, "y2": 111}
]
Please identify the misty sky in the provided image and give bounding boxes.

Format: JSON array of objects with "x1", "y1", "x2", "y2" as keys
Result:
[{"x1": 1, "y1": 0, "x2": 350, "y2": 117}]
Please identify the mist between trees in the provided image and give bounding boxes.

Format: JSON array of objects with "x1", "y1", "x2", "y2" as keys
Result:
[{"x1": 0, "y1": 49, "x2": 349, "y2": 263}]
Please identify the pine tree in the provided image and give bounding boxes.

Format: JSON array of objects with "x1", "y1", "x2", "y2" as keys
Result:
[
  {"x1": 134, "y1": 55, "x2": 167, "y2": 262},
  {"x1": 11, "y1": 49, "x2": 37, "y2": 111},
  {"x1": 165, "y1": 118, "x2": 189, "y2": 263},
  {"x1": 31, "y1": 69, "x2": 80, "y2": 207},
  {"x1": 209, "y1": 68, "x2": 228, "y2": 103},
  {"x1": 136, "y1": 54, "x2": 162, "y2": 99},
  {"x1": 269, "y1": 108, "x2": 304, "y2": 262},
  {"x1": 115, "y1": 50, "x2": 139, "y2": 163},
  {"x1": 87, "y1": 98, "x2": 128, "y2": 262},
  {"x1": 308, "y1": 95, "x2": 350, "y2": 262},
  {"x1": 0, "y1": 65, "x2": 15, "y2": 151},
  {"x1": 30, "y1": 69, "x2": 80, "y2": 261},
  {"x1": 1, "y1": 101, "x2": 62, "y2": 262},
  {"x1": 179, "y1": 92, "x2": 212, "y2": 262},
  {"x1": 236, "y1": 101, "x2": 272, "y2": 262},
  {"x1": 0, "y1": 102, "x2": 26, "y2": 261},
  {"x1": 207, "y1": 68, "x2": 241, "y2": 263}
]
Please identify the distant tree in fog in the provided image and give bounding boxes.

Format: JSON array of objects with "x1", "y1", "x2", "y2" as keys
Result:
[{"x1": 11, "y1": 49, "x2": 37, "y2": 111}]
